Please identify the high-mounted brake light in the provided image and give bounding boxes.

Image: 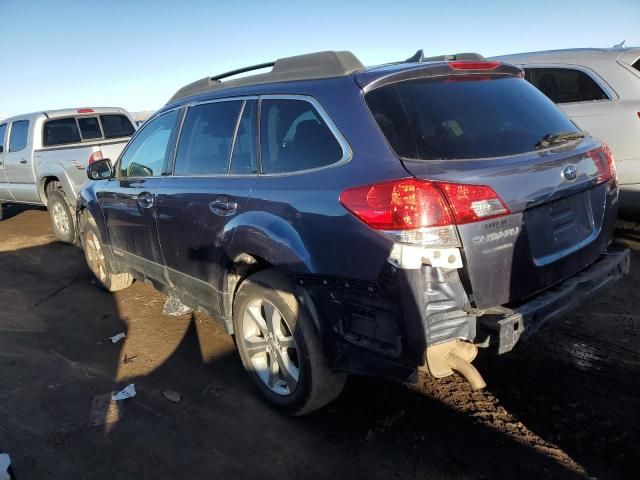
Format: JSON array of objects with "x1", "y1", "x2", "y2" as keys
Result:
[
  {"x1": 77, "y1": 108, "x2": 94, "y2": 114},
  {"x1": 88, "y1": 150, "x2": 103, "y2": 165},
  {"x1": 340, "y1": 179, "x2": 510, "y2": 246},
  {"x1": 448, "y1": 61, "x2": 501, "y2": 71},
  {"x1": 588, "y1": 144, "x2": 617, "y2": 187}
]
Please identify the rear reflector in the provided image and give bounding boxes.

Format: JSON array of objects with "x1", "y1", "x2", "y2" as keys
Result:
[
  {"x1": 88, "y1": 150, "x2": 103, "y2": 165},
  {"x1": 77, "y1": 108, "x2": 94, "y2": 113},
  {"x1": 448, "y1": 61, "x2": 501, "y2": 71},
  {"x1": 340, "y1": 179, "x2": 510, "y2": 245}
]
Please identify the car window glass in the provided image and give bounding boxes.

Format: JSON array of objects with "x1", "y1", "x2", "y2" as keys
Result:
[
  {"x1": 78, "y1": 116, "x2": 102, "y2": 140},
  {"x1": 367, "y1": 76, "x2": 580, "y2": 160},
  {"x1": 100, "y1": 114, "x2": 136, "y2": 139},
  {"x1": 9, "y1": 120, "x2": 29, "y2": 152},
  {"x1": 43, "y1": 118, "x2": 82, "y2": 146},
  {"x1": 260, "y1": 99, "x2": 343, "y2": 174},
  {"x1": 0, "y1": 124, "x2": 6, "y2": 152},
  {"x1": 229, "y1": 101, "x2": 258, "y2": 174},
  {"x1": 526, "y1": 68, "x2": 608, "y2": 103},
  {"x1": 118, "y1": 110, "x2": 178, "y2": 178},
  {"x1": 174, "y1": 101, "x2": 242, "y2": 176},
  {"x1": 633, "y1": 58, "x2": 640, "y2": 73}
]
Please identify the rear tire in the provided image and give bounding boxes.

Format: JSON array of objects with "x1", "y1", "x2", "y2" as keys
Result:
[
  {"x1": 81, "y1": 213, "x2": 133, "y2": 292},
  {"x1": 233, "y1": 270, "x2": 346, "y2": 415},
  {"x1": 47, "y1": 190, "x2": 76, "y2": 243}
]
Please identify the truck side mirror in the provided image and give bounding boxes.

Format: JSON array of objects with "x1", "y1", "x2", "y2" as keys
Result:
[{"x1": 87, "y1": 158, "x2": 113, "y2": 180}]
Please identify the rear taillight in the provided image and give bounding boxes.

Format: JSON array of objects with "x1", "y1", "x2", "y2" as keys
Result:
[
  {"x1": 88, "y1": 150, "x2": 103, "y2": 165},
  {"x1": 448, "y1": 61, "x2": 501, "y2": 71},
  {"x1": 340, "y1": 179, "x2": 510, "y2": 246},
  {"x1": 588, "y1": 144, "x2": 617, "y2": 187}
]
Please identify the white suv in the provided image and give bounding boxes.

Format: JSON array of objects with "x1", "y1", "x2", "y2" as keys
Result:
[{"x1": 492, "y1": 47, "x2": 640, "y2": 209}]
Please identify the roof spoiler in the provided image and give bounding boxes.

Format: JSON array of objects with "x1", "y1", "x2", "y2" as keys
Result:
[{"x1": 404, "y1": 49, "x2": 486, "y2": 63}]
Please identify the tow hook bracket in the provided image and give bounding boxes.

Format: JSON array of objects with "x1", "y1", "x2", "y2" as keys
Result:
[{"x1": 424, "y1": 339, "x2": 486, "y2": 390}]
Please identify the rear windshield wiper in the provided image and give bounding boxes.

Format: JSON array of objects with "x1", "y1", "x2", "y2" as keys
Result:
[{"x1": 535, "y1": 131, "x2": 585, "y2": 149}]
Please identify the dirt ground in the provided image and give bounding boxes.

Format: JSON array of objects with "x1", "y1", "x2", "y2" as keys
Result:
[{"x1": 0, "y1": 205, "x2": 638, "y2": 480}]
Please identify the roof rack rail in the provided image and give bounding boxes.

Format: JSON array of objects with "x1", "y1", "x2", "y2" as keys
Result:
[
  {"x1": 169, "y1": 51, "x2": 364, "y2": 104},
  {"x1": 211, "y1": 61, "x2": 276, "y2": 82},
  {"x1": 404, "y1": 49, "x2": 486, "y2": 63}
]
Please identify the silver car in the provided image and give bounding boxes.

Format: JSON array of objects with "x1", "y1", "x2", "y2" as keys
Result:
[{"x1": 492, "y1": 47, "x2": 640, "y2": 209}]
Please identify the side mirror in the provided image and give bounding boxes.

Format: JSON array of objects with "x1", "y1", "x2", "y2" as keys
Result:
[{"x1": 87, "y1": 158, "x2": 113, "y2": 180}]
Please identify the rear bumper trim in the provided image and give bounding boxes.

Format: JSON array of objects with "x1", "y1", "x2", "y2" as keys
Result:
[{"x1": 478, "y1": 248, "x2": 630, "y2": 354}]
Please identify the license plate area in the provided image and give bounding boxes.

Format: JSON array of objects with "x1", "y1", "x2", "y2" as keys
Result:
[{"x1": 526, "y1": 191, "x2": 596, "y2": 266}]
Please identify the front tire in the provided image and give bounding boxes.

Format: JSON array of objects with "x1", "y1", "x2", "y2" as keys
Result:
[
  {"x1": 47, "y1": 190, "x2": 76, "y2": 243},
  {"x1": 81, "y1": 213, "x2": 133, "y2": 292},
  {"x1": 233, "y1": 270, "x2": 346, "y2": 415}
]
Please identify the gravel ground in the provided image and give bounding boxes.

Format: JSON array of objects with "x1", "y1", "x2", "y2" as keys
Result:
[{"x1": 0, "y1": 205, "x2": 638, "y2": 479}]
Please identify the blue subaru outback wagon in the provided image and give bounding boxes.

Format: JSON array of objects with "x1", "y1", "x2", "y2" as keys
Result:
[{"x1": 78, "y1": 50, "x2": 629, "y2": 414}]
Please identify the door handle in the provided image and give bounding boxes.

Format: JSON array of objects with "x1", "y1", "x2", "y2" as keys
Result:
[
  {"x1": 19, "y1": 159, "x2": 28, "y2": 164},
  {"x1": 209, "y1": 199, "x2": 238, "y2": 216},
  {"x1": 137, "y1": 191, "x2": 154, "y2": 209}
]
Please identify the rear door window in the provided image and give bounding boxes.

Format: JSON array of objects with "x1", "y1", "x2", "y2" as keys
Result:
[
  {"x1": 43, "y1": 118, "x2": 82, "y2": 146},
  {"x1": 0, "y1": 124, "x2": 7, "y2": 152},
  {"x1": 229, "y1": 101, "x2": 258, "y2": 174},
  {"x1": 9, "y1": 120, "x2": 29, "y2": 152},
  {"x1": 100, "y1": 114, "x2": 135, "y2": 139},
  {"x1": 366, "y1": 76, "x2": 580, "y2": 160},
  {"x1": 259, "y1": 99, "x2": 343, "y2": 173},
  {"x1": 174, "y1": 101, "x2": 243, "y2": 176},
  {"x1": 78, "y1": 116, "x2": 102, "y2": 140},
  {"x1": 525, "y1": 67, "x2": 609, "y2": 103}
]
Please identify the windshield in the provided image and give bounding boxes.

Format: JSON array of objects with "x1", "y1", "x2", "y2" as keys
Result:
[{"x1": 366, "y1": 76, "x2": 581, "y2": 160}]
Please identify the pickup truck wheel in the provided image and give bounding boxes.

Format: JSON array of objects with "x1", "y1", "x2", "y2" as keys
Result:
[
  {"x1": 233, "y1": 270, "x2": 346, "y2": 415},
  {"x1": 47, "y1": 190, "x2": 76, "y2": 243},
  {"x1": 81, "y1": 214, "x2": 133, "y2": 292}
]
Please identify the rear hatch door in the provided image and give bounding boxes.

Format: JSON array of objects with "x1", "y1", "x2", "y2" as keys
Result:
[{"x1": 365, "y1": 67, "x2": 618, "y2": 308}]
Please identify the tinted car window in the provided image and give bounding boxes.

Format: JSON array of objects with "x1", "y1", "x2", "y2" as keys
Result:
[
  {"x1": 174, "y1": 101, "x2": 242, "y2": 176},
  {"x1": 633, "y1": 59, "x2": 640, "y2": 73},
  {"x1": 9, "y1": 120, "x2": 29, "y2": 152},
  {"x1": 118, "y1": 110, "x2": 178, "y2": 178},
  {"x1": 260, "y1": 99, "x2": 343, "y2": 173},
  {"x1": 78, "y1": 116, "x2": 102, "y2": 140},
  {"x1": 43, "y1": 118, "x2": 82, "y2": 146},
  {"x1": 367, "y1": 77, "x2": 580, "y2": 160},
  {"x1": 229, "y1": 101, "x2": 258, "y2": 174},
  {"x1": 101, "y1": 114, "x2": 135, "y2": 139},
  {"x1": 526, "y1": 68, "x2": 608, "y2": 103},
  {"x1": 0, "y1": 124, "x2": 6, "y2": 152}
]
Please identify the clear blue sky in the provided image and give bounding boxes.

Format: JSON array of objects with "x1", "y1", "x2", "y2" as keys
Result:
[{"x1": 1, "y1": 0, "x2": 638, "y2": 119}]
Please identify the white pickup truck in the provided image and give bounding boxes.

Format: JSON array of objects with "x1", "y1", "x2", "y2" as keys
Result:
[{"x1": 0, "y1": 107, "x2": 136, "y2": 242}]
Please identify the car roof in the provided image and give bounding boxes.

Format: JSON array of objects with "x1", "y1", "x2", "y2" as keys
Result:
[
  {"x1": 166, "y1": 50, "x2": 523, "y2": 108},
  {"x1": 491, "y1": 47, "x2": 640, "y2": 65}
]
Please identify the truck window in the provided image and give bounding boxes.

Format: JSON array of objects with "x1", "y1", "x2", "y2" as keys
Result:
[
  {"x1": 43, "y1": 118, "x2": 82, "y2": 146},
  {"x1": 525, "y1": 67, "x2": 609, "y2": 103},
  {"x1": 100, "y1": 114, "x2": 135, "y2": 139},
  {"x1": 9, "y1": 120, "x2": 29, "y2": 152},
  {"x1": 0, "y1": 124, "x2": 6, "y2": 152},
  {"x1": 78, "y1": 116, "x2": 102, "y2": 140}
]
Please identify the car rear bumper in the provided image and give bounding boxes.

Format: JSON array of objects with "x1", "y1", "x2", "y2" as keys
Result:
[{"x1": 477, "y1": 248, "x2": 631, "y2": 354}]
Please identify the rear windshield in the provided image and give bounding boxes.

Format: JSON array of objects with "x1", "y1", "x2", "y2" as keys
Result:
[
  {"x1": 100, "y1": 114, "x2": 135, "y2": 138},
  {"x1": 366, "y1": 76, "x2": 580, "y2": 160},
  {"x1": 42, "y1": 113, "x2": 135, "y2": 147}
]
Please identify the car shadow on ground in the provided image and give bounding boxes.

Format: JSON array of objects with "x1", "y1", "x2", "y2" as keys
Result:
[
  {"x1": 0, "y1": 204, "x2": 46, "y2": 221},
  {"x1": 1, "y1": 240, "x2": 638, "y2": 479}
]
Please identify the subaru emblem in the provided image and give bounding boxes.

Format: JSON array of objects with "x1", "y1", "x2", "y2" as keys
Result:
[{"x1": 562, "y1": 164, "x2": 579, "y2": 181}]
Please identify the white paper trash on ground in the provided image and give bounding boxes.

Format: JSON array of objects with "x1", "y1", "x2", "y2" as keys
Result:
[
  {"x1": 162, "y1": 295, "x2": 192, "y2": 316},
  {"x1": 109, "y1": 332, "x2": 126, "y2": 343},
  {"x1": 112, "y1": 384, "x2": 136, "y2": 401},
  {"x1": 0, "y1": 453, "x2": 12, "y2": 480}
]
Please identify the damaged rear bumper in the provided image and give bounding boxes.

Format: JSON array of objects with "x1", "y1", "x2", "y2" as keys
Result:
[{"x1": 477, "y1": 248, "x2": 631, "y2": 354}]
